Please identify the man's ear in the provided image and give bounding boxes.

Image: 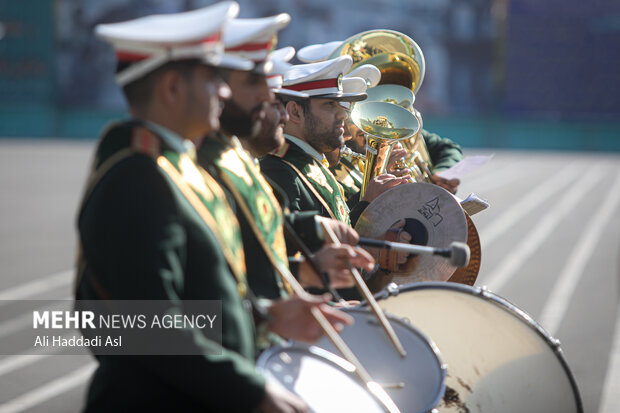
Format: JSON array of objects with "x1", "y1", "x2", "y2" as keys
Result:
[
  {"x1": 157, "y1": 70, "x2": 186, "y2": 107},
  {"x1": 286, "y1": 100, "x2": 304, "y2": 125}
]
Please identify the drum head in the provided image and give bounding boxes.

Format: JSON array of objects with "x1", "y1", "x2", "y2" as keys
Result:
[
  {"x1": 376, "y1": 282, "x2": 583, "y2": 413},
  {"x1": 257, "y1": 345, "x2": 387, "y2": 412},
  {"x1": 355, "y1": 182, "x2": 467, "y2": 283},
  {"x1": 313, "y1": 308, "x2": 446, "y2": 413}
]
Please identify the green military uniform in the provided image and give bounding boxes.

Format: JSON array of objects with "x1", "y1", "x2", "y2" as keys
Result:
[
  {"x1": 261, "y1": 136, "x2": 365, "y2": 300},
  {"x1": 422, "y1": 129, "x2": 464, "y2": 172},
  {"x1": 330, "y1": 157, "x2": 364, "y2": 206},
  {"x1": 75, "y1": 120, "x2": 266, "y2": 412},
  {"x1": 260, "y1": 135, "x2": 350, "y2": 225},
  {"x1": 198, "y1": 133, "x2": 329, "y2": 300},
  {"x1": 197, "y1": 133, "x2": 292, "y2": 300}
]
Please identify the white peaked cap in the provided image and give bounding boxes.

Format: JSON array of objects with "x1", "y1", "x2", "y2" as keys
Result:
[
  {"x1": 223, "y1": 13, "x2": 291, "y2": 72},
  {"x1": 282, "y1": 55, "x2": 366, "y2": 101},
  {"x1": 270, "y1": 46, "x2": 296, "y2": 66},
  {"x1": 339, "y1": 77, "x2": 368, "y2": 109},
  {"x1": 296, "y1": 40, "x2": 342, "y2": 63},
  {"x1": 266, "y1": 47, "x2": 308, "y2": 98},
  {"x1": 346, "y1": 64, "x2": 381, "y2": 88},
  {"x1": 95, "y1": 1, "x2": 252, "y2": 86}
]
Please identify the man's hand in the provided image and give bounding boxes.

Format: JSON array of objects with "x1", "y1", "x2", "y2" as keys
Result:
[
  {"x1": 258, "y1": 380, "x2": 308, "y2": 413},
  {"x1": 375, "y1": 220, "x2": 420, "y2": 276},
  {"x1": 361, "y1": 174, "x2": 411, "y2": 203},
  {"x1": 375, "y1": 219, "x2": 412, "y2": 271},
  {"x1": 385, "y1": 146, "x2": 409, "y2": 176},
  {"x1": 267, "y1": 294, "x2": 354, "y2": 343},
  {"x1": 298, "y1": 244, "x2": 375, "y2": 289},
  {"x1": 315, "y1": 216, "x2": 358, "y2": 245},
  {"x1": 429, "y1": 174, "x2": 460, "y2": 194}
]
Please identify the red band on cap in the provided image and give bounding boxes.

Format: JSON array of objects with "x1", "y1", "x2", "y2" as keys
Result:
[
  {"x1": 226, "y1": 41, "x2": 272, "y2": 52},
  {"x1": 190, "y1": 32, "x2": 222, "y2": 45},
  {"x1": 286, "y1": 78, "x2": 339, "y2": 92},
  {"x1": 116, "y1": 51, "x2": 149, "y2": 62}
]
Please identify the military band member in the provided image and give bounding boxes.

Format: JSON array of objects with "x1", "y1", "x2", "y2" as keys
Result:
[
  {"x1": 297, "y1": 40, "x2": 464, "y2": 195},
  {"x1": 75, "y1": 4, "x2": 351, "y2": 412},
  {"x1": 324, "y1": 68, "x2": 376, "y2": 201},
  {"x1": 324, "y1": 67, "x2": 410, "y2": 218},
  {"x1": 259, "y1": 56, "x2": 367, "y2": 225},
  {"x1": 259, "y1": 58, "x2": 415, "y2": 297},
  {"x1": 196, "y1": 16, "x2": 374, "y2": 300}
]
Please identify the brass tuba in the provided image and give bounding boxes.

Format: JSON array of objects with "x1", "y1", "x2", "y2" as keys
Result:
[
  {"x1": 336, "y1": 30, "x2": 483, "y2": 287},
  {"x1": 365, "y1": 85, "x2": 434, "y2": 183},
  {"x1": 340, "y1": 145, "x2": 366, "y2": 163},
  {"x1": 331, "y1": 30, "x2": 435, "y2": 181},
  {"x1": 328, "y1": 29, "x2": 426, "y2": 94},
  {"x1": 349, "y1": 101, "x2": 420, "y2": 198}
]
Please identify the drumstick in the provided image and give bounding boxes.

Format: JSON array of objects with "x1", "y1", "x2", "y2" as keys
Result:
[
  {"x1": 270, "y1": 260, "x2": 401, "y2": 413},
  {"x1": 319, "y1": 221, "x2": 408, "y2": 359},
  {"x1": 281, "y1": 219, "x2": 347, "y2": 304}
]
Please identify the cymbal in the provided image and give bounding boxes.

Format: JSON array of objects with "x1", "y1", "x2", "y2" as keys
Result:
[
  {"x1": 355, "y1": 182, "x2": 467, "y2": 282},
  {"x1": 447, "y1": 213, "x2": 481, "y2": 286}
]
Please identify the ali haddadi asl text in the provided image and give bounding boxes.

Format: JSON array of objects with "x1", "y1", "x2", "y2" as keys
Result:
[{"x1": 34, "y1": 335, "x2": 121, "y2": 348}]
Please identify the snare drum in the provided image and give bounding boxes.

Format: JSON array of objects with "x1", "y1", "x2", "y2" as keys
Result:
[
  {"x1": 256, "y1": 345, "x2": 388, "y2": 412},
  {"x1": 313, "y1": 308, "x2": 446, "y2": 413},
  {"x1": 374, "y1": 282, "x2": 583, "y2": 413}
]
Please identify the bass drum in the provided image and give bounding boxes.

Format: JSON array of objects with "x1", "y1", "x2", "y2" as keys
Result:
[
  {"x1": 313, "y1": 308, "x2": 446, "y2": 413},
  {"x1": 256, "y1": 345, "x2": 389, "y2": 412},
  {"x1": 373, "y1": 282, "x2": 583, "y2": 413}
]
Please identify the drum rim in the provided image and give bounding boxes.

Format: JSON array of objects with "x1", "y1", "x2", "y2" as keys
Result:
[
  {"x1": 339, "y1": 307, "x2": 448, "y2": 412},
  {"x1": 373, "y1": 281, "x2": 584, "y2": 413},
  {"x1": 257, "y1": 344, "x2": 358, "y2": 373},
  {"x1": 256, "y1": 344, "x2": 392, "y2": 412}
]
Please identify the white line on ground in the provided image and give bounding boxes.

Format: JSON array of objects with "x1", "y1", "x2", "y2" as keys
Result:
[
  {"x1": 479, "y1": 162, "x2": 582, "y2": 248},
  {"x1": 0, "y1": 333, "x2": 76, "y2": 377},
  {"x1": 539, "y1": 171, "x2": 620, "y2": 336},
  {"x1": 0, "y1": 299, "x2": 71, "y2": 339},
  {"x1": 463, "y1": 158, "x2": 532, "y2": 195},
  {"x1": 0, "y1": 355, "x2": 51, "y2": 378},
  {"x1": 0, "y1": 271, "x2": 72, "y2": 304},
  {"x1": 0, "y1": 363, "x2": 95, "y2": 413},
  {"x1": 484, "y1": 166, "x2": 605, "y2": 292},
  {"x1": 598, "y1": 301, "x2": 620, "y2": 413}
]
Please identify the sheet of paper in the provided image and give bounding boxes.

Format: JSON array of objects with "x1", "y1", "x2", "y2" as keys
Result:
[{"x1": 436, "y1": 154, "x2": 494, "y2": 180}]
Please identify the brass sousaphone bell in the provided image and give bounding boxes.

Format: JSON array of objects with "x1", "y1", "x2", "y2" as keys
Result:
[
  {"x1": 329, "y1": 30, "x2": 434, "y2": 182},
  {"x1": 350, "y1": 101, "x2": 420, "y2": 198},
  {"x1": 328, "y1": 29, "x2": 426, "y2": 95}
]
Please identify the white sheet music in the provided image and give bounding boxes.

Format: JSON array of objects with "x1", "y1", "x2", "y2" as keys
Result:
[{"x1": 436, "y1": 154, "x2": 494, "y2": 180}]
